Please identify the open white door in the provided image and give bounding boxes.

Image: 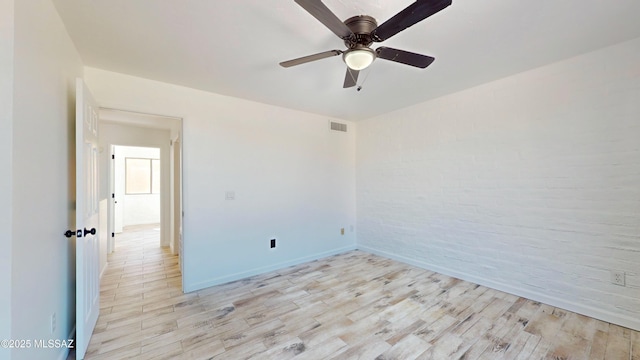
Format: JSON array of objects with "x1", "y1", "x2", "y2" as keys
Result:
[{"x1": 76, "y1": 79, "x2": 100, "y2": 359}]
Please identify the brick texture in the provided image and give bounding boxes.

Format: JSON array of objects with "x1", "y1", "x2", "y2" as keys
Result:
[{"x1": 356, "y1": 38, "x2": 640, "y2": 330}]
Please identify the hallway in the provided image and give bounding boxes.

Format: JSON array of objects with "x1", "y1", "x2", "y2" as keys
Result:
[{"x1": 84, "y1": 224, "x2": 186, "y2": 359}]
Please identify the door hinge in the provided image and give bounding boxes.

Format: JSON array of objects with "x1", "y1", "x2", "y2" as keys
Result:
[
  {"x1": 112, "y1": 193, "x2": 115, "y2": 199},
  {"x1": 111, "y1": 154, "x2": 115, "y2": 159},
  {"x1": 111, "y1": 232, "x2": 114, "y2": 238}
]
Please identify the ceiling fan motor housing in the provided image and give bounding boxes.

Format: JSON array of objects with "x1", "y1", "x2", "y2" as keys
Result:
[
  {"x1": 281, "y1": 0, "x2": 451, "y2": 86},
  {"x1": 343, "y1": 15, "x2": 377, "y2": 48}
]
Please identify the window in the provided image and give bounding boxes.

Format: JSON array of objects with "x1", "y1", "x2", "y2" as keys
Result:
[{"x1": 125, "y1": 158, "x2": 160, "y2": 194}]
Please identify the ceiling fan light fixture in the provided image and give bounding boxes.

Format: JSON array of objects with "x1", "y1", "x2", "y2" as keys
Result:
[{"x1": 343, "y1": 48, "x2": 376, "y2": 70}]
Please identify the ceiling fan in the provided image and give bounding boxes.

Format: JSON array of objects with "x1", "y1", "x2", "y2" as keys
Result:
[{"x1": 280, "y1": 0, "x2": 452, "y2": 88}]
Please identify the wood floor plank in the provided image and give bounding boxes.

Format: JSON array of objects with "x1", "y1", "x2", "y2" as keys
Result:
[
  {"x1": 587, "y1": 329, "x2": 609, "y2": 360},
  {"x1": 222, "y1": 318, "x2": 285, "y2": 349},
  {"x1": 138, "y1": 340, "x2": 182, "y2": 360},
  {"x1": 178, "y1": 339, "x2": 226, "y2": 360},
  {"x1": 524, "y1": 305, "x2": 566, "y2": 341},
  {"x1": 417, "y1": 333, "x2": 468, "y2": 359},
  {"x1": 84, "y1": 342, "x2": 141, "y2": 360},
  {"x1": 605, "y1": 325, "x2": 631, "y2": 359},
  {"x1": 632, "y1": 330, "x2": 640, "y2": 360},
  {"x1": 294, "y1": 336, "x2": 347, "y2": 360},
  {"x1": 251, "y1": 336, "x2": 306, "y2": 360},
  {"x1": 74, "y1": 224, "x2": 640, "y2": 360},
  {"x1": 501, "y1": 330, "x2": 536, "y2": 359},
  {"x1": 379, "y1": 334, "x2": 431, "y2": 359},
  {"x1": 327, "y1": 338, "x2": 391, "y2": 360},
  {"x1": 299, "y1": 316, "x2": 353, "y2": 349},
  {"x1": 514, "y1": 333, "x2": 543, "y2": 360}
]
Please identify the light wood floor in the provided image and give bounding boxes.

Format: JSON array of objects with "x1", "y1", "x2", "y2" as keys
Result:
[{"x1": 77, "y1": 225, "x2": 640, "y2": 359}]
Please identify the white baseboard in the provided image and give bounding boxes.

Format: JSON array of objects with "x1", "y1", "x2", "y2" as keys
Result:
[
  {"x1": 358, "y1": 244, "x2": 640, "y2": 332},
  {"x1": 184, "y1": 245, "x2": 357, "y2": 293}
]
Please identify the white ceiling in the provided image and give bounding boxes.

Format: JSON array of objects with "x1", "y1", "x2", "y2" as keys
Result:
[{"x1": 52, "y1": 0, "x2": 640, "y2": 121}]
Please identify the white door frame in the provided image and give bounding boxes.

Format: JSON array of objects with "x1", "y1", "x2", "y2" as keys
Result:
[
  {"x1": 108, "y1": 144, "x2": 115, "y2": 253},
  {"x1": 170, "y1": 134, "x2": 182, "y2": 257},
  {"x1": 99, "y1": 109, "x2": 183, "y2": 259}
]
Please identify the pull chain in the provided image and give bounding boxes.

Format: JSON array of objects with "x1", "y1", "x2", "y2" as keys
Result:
[{"x1": 356, "y1": 67, "x2": 372, "y2": 92}]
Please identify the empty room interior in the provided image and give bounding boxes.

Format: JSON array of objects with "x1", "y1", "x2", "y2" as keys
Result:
[{"x1": 2, "y1": 0, "x2": 640, "y2": 359}]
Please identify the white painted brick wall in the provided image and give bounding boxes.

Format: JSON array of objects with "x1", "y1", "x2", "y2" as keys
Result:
[{"x1": 356, "y1": 37, "x2": 640, "y2": 330}]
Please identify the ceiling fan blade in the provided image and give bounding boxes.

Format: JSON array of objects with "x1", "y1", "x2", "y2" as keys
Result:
[
  {"x1": 343, "y1": 68, "x2": 359, "y2": 88},
  {"x1": 371, "y1": 0, "x2": 452, "y2": 42},
  {"x1": 294, "y1": 0, "x2": 355, "y2": 40},
  {"x1": 376, "y1": 47, "x2": 435, "y2": 68},
  {"x1": 279, "y1": 50, "x2": 343, "y2": 68}
]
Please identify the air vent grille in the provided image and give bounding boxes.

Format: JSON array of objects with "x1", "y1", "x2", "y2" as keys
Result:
[{"x1": 330, "y1": 121, "x2": 347, "y2": 132}]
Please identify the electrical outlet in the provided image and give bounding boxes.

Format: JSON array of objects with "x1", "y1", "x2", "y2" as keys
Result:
[
  {"x1": 611, "y1": 271, "x2": 625, "y2": 286},
  {"x1": 340, "y1": 228, "x2": 345, "y2": 235},
  {"x1": 51, "y1": 313, "x2": 56, "y2": 334}
]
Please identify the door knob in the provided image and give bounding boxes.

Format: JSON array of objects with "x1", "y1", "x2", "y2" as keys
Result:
[
  {"x1": 84, "y1": 227, "x2": 96, "y2": 236},
  {"x1": 64, "y1": 229, "x2": 83, "y2": 238}
]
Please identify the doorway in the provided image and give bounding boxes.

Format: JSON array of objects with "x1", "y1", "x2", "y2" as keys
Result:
[
  {"x1": 113, "y1": 145, "x2": 161, "y2": 243},
  {"x1": 98, "y1": 108, "x2": 183, "y2": 278}
]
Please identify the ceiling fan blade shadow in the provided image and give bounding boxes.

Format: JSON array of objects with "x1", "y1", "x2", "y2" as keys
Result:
[
  {"x1": 294, "y1": 0, "x2": 355, "y2": 40},
  {"x1": 280, "y1": 50, "x2": 343, "y2": 67},
  {"x1": 372, "y1": 0, "x2": 452, "y2": 42},
  {"x1": 343, "y1": 68, "x2": 359, "y2": 88},
  {"x1": 376, "y1": 47, "x2": 435, "y2": 68}
]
